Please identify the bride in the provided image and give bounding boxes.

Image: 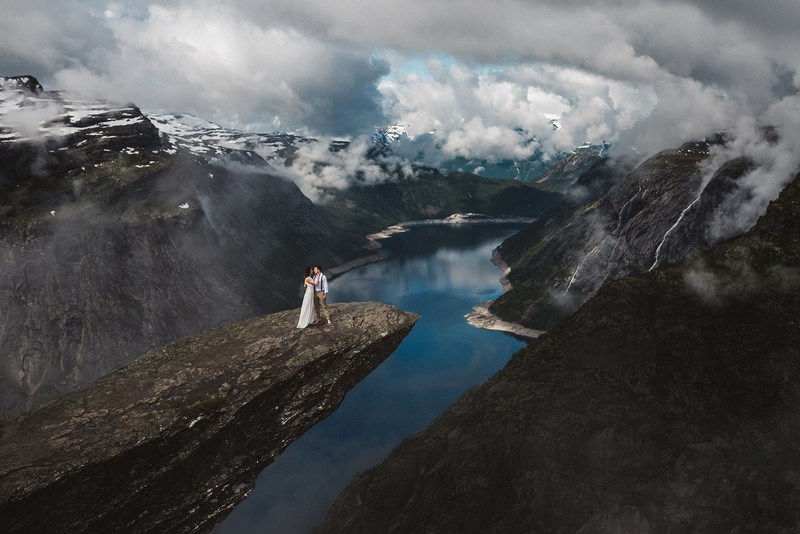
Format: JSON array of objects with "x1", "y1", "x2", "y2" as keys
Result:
[{"x1": 297, "y1": 266, "x2": 318, "y2": 328}]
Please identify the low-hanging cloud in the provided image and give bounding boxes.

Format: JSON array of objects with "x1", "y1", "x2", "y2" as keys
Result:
[
  {"x1": 272, "y1": 137, "x2": 418, "y2": 203},
  {"x1": 704, "y1": 94, "x2": 800, "y2": 241}
]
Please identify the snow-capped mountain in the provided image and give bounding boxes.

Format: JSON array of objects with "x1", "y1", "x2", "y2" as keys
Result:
[
  {"x1": 146, "y1": 112, "x2": 310, "y2": 162},
  {"x1": 373, "y1": 116, "x2": 606, "y2": 184},
  {"x1": 0, "y1": 81, "x2": 154, "y2": 145}
]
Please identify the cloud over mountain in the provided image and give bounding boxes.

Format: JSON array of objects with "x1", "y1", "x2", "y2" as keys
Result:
[{"x1": 2, "y1": 0, "x2": 799, "y2": 161}]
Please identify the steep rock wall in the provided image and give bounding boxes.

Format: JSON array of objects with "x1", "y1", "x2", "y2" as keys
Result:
[
  {"x1": 0, "y1": 301, "x2": 418, "y2": 534},
  {"x1": 316, "y1": 175, "x2": 800, "y2": 532}
]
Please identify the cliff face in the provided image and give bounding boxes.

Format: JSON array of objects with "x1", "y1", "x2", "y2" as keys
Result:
[
  {"x1": 315, "y1": 175, "x2": 800, "y2": 532},
  {"x1": 489, "y1": 137, "x2": 758, "y2": 330},
  {"x1": 0, "y1": 301, "x2": 418, "y2": 534},
  {"x1": 534, "y1": 151, "x2": 606, "y2": 193}
]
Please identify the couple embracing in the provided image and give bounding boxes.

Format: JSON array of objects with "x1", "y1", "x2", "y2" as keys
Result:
[{"x1": 297, "y1": 265, "x2": 331, "y2": 329}]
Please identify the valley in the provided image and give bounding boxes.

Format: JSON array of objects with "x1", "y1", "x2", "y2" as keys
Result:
[{"x1": 2, "y1": 74, "x2": 800, "y2": 533}]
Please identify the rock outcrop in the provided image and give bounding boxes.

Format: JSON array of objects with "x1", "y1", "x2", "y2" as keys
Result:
[
  {"x1": 315, "y1": 174, "x2": 800, "y2": 532},
  {"x1": 0, "y1": 301, "x2": 418, "y2": 534},
  {"x1": 0, "y1": 75, "x2": 43, "y2": 93}
]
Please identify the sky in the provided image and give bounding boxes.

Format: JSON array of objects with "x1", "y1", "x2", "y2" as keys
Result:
[{"x1": 2, "y1": 0, "x2": 799, "y2": 159}]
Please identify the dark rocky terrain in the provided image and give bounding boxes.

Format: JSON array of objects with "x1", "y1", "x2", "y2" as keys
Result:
[
  {"x1": 0, "y1": 76, "x2": 559, "y2": 416},
  {"x1": 534, "y1": 151, "x2": 606, "y2": 193},
  {"x1": 0, "y1": 301, "x2": 418, "y2": 534},
  {"x1": 320, "y1": 170, "x2": 561, "y2": 245},
  {"x1": 315, "y1": 169, "x2": 800, "y2": 532},
  {"x1": 488, "y1": 135, "x2": 762, "y2": 330}
]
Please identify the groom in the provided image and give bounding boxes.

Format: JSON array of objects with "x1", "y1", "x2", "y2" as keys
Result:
[{"x1": 312, "y1": 265, "x2": 331, "y2": 325}]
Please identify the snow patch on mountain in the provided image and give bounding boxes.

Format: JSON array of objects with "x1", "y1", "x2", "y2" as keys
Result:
[
  {"x1": 0, "y1": 87, "x2": 149, "y2": 143},
  {"x1": 147, "y1": 112, "x2": 307, "y2": 160}
]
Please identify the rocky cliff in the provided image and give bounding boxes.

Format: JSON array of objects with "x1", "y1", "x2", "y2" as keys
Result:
[
  {"x1": 0, "y1": 301, "x2": 418, "y2": 534},
  {"x1": 488, "y1": 135, "x2": 763, "y2": 330},
  {"x1": 315, "y1": 173, "x2": 800, "y2": 531},
  {"x1": 534, "y1": 151, "x2": 606, "y2": 193}
]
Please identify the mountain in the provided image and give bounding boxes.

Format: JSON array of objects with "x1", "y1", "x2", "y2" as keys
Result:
[
  {"x1": 374, "y1": 119, "x2": 605, "y2": 184},
  {"x1": 315, "y1": 153, "x2": 800, "y2": 533},
  {"x1": 0, "y1": 76, "x2": 561, "y2": 415},
  {"x1": 488, "y1": 135, "x2": 758, "y2": 330},
  {"x1": 533, "y1": 150, "x2": 608, "y2": 193},
  {"x1": 0, "y1": 77, "x2": 365, "y2": 415},
  {"x1": 146, "y1": 112, "x2": 310, "y2": 163},
  {"x1": 319, "y1": 171, "x2": 562, "y2": 244}
]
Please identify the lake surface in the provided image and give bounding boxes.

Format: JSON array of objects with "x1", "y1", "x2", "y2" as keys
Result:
[{"x1": 213, "y1": 223, "x2": 527, "y2": 533}]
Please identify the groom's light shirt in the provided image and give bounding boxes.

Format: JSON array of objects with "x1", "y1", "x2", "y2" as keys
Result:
[{"x1": 314, "y1": 273, "x2": 328, "y2": 293}]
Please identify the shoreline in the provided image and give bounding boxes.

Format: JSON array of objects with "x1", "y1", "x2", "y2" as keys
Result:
[
  {"x1": 329, "y1": 214, "x2": 535, "y2": 280},
  {"x1": 328, "y1": 213, "x2": 543, "y2": 341},
  {"x1": 464, "y1": 304, "x2": 544, "y2": 341},
  {"x1": 364, "y1": 214, "x2": 536, "y2": 249},
  {"x1": 326, "y1": 253, "x2": 386, "y2": 279},
  {"x1": 474, "y1": 247, "x2": 548, "y2": 340}
]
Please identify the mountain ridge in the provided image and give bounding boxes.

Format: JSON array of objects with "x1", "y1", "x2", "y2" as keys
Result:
[
  {"x1": 315, "y1": 155, "x2": 800, "y2": 534},
  {"x1": 487, "y1": 134, "x2": 764, "y2": 330}
]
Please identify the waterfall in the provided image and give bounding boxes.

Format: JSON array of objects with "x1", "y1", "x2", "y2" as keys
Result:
[
  {"x1": 566, "y1": 184, "x2": 643, "y2": 294},
  {"x1": 565, "y1": 244, "x2": 600, "y2": 293},
  {"x1": 608, "y1": 184, "x2": 643, "y2": 262},
  {"x1": 648, "y1": 194, "x2": 701, "y2": 271},
  {"x1": 615, "y1": 184, "x2": 642, "y2": 232}
]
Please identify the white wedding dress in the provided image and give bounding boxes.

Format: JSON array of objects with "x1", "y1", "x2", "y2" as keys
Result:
[{"x1": 297, "y1": 281, "x2": 317, "y2": 328}]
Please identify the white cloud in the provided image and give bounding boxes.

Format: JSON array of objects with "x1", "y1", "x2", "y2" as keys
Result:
[
  {"x1": 705, "y1": 94, "x2": 800, "y2": 241},
  {"x1": 0, "y1": 0, "x2": 799, "y2": 164},
  {"x1": 273, "y1": 137, "x2": 418, "y2": 202},
  {"x1": 47, "y1": 2, "x2": 387, "y2": 135}
]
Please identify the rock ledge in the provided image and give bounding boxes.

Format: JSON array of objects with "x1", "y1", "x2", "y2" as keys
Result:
[{"x1": 0, "y1": 301, "x2": 418, "y2": 534}]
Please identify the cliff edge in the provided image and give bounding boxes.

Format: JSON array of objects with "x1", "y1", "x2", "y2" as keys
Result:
[{"x1": 0, "y1": 302, "x2": 418, "y2": 534}]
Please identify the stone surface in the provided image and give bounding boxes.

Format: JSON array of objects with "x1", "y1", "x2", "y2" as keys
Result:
[
  {"x1": 0, "y1": 301, "x2": 418, "y2": 534},
  {"x1": 315, "y1": 175, "x2": 800, "y2": 532}
]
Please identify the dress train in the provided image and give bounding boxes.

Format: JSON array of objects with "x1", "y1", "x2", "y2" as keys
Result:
[{"x1": 297, "y1": 283, "x2": 317, "y2": 328}]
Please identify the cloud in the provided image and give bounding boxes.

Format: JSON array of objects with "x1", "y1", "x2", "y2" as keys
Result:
[
  {"x1": 683, "y1": 256, "x2": 800, "y2": 306},
  {"x1": 272, "y1": 137, "x2": 418, "y2": 202},
  {"x1": 704, "y1": 94, "x2": 800, "y2": 241},
  {"x1": 1, "y1": 0, "x2": 799, "y2": 165},
  {"x1": 0, "y1": 0, "x2": 116, "y2": 76},
  {"x1": 44, "y1": 2, "x2": 389, "y2": 136}
]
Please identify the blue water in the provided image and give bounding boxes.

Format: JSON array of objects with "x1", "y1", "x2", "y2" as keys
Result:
[{"x1": 214, "y1": 224, "x2": 527, "y2": 533}]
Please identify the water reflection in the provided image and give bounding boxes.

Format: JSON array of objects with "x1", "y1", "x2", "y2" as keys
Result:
[{"x1": 213, "y1": 224, "x2": 526, "y2": 534}]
